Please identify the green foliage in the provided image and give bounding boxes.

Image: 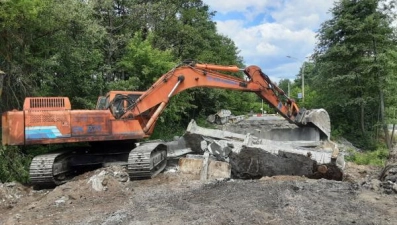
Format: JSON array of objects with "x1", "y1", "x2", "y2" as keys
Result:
[
  {"x1": 116, "y1": 32, "x2": 175, "y2": 91},
  {"x1": 0, "y1": 146, "x2": 31, "y2": 183},
  {"x1": 195, "y1": 116, "x2": 216, "y2": 129},
  {"x1": 0, "y1": 0, "x2": 47, "y2": 29},
  {"x1": 312, "y1": 0, "x2": 397, "y2": 147},
  {"x1": 345, "y1": 147, "x2": 388, "y2": 166},
  {"x1": 278, "y1": 79, "x2": 291, "y2": 95}
]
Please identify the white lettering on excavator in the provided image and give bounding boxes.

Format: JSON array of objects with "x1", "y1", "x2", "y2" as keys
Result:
[{"x1": 207, "y1": 76, "x2": 239, "y2": 86}]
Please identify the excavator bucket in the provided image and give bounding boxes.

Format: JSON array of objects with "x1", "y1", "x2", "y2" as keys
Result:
[{"x1": 295, "y1": 108, "x2": 331, "y2": 140}]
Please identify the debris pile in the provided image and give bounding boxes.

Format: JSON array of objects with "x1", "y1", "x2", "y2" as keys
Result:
[
  {"x1": 379, "y1": 164, "x2": 397, "y2": 194},
  {"x1": 0, "y1": 182, "x2": 30, "y2": 210},
  {"x1": 174, "y1": 118, "x2": 345, "y2": 180}
]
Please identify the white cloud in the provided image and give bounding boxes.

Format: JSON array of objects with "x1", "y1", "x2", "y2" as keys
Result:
[
  {"x1": 203, "y1": 0, "x2": 336, "y2": 79},
  {"x1": 271, "y1": 0, "x2": 334, "y2": 30},
  {"x1": 216, "y1": 21, "x2": 316, "y2": 67}
]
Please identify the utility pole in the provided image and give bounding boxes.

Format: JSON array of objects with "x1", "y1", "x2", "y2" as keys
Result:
[
  {"x1": 288, "y1": 81, "x2": 290, "y2": 97},
  {"x1": 301, "y1": 62, "x2": 305, "y2": 102}
]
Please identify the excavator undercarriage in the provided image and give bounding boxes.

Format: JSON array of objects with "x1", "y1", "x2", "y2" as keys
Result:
[{"x1": 29, "y1": 141, "x2": 167, "y2": 186}]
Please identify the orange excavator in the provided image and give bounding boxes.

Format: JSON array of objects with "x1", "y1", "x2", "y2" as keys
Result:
[{"x1": 2, "y1": 62, "x2": 330, "y2": 186}]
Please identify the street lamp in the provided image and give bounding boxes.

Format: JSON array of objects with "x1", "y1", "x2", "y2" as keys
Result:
[{"x1": 286, "y1": 56, "x2": 306, "y2": 102}]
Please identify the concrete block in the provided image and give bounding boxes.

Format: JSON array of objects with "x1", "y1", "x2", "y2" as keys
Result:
[{"x1": 178, "y1": 157, "x2": 231, "y2": 179}]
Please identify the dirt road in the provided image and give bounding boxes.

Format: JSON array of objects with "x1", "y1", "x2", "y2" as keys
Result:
[{"x1": 1, "y1": 162, "x2": 396, "y2": 225}]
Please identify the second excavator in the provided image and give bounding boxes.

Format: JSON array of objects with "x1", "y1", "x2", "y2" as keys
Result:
[{"x1": 2, "y1": 62, "x2": 331, "y2": 186}]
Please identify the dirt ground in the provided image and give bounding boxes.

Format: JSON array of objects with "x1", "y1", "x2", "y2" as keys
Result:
[{"x1": 0, "y1": 161, "x2": 396, "y2": 225}]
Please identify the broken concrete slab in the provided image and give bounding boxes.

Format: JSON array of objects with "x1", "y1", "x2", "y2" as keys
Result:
[
  {"x1": 187, "y1": 120, "x2": 246, "y2": 141},
  {"x1": 180, "y1": 119, "x2": 344, "y2": 180},
  {"x1": 179, "y1": 156, "x2": 231, "y2": 180},
  {"x1": 222, "y1": 115, "x2": 322, "y2": 141},
  {"x1": 165, "y1": 137, "x2": 193, "y2": 158}
]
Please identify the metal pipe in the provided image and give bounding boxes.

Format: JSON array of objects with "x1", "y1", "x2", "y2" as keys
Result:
[
  {"x1": 168, "y1": 77, "x2": 183, "y2": 98},
  {"x1": 145, "y1": 76, "x2": 184, "y2": 133},
  {"x1": 143, "y1": 102, "x2": 166, "y2": 133},
  {"x1": 195, "y1": 63, "x2": 241, "y2": 72}
]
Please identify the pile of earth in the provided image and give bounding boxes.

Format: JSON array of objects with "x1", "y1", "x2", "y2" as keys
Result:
[{"x1": 1, "y1": 161, "x2": 397, "y2": 224}]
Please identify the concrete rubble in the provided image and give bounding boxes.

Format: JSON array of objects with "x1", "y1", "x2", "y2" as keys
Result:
[
  {"x1": 170, "y1": 116, "x2": 345, "y2": 181},
  {"x1": 207, "y1": 109, "x2": 245, "y2": 125}
]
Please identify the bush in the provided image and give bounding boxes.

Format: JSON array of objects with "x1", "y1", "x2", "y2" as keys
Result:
[
  {"x1": 345, "y1": 147, "x2": 388, "y2": 166},
  {"x1": 0, "y1": 145, "x2": 32, "y2": 183}
]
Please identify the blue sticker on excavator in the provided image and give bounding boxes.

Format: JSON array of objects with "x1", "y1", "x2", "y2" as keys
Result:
[{"x1": 25, "y1": 126, "x2": 70, "y2": 139}]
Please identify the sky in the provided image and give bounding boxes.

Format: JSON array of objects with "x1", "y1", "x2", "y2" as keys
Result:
[{"x1": 202, "y1": 0, "x2": 336, "y2": 82}]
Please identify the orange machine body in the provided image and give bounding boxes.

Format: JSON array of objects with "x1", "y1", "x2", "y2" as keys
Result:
[
  {"x1": 2, "y1": 91, "x2": 150, "y2": 146},
  {"x1": 2, "y1": 63, "x2": 301, "y2": 146}
]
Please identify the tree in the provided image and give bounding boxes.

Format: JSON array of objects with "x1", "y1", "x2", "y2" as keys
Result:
[
  {"x1": 313, "y1": 0, "x2": 397, "y2": 148},
  {"x1": 116, "y1": 32, "x2": 175, "y2": 91},
  {"x1": 278, "y1": 79, "x2": 292, "y2": 96},
  {"x1": 0, "y1": 0, "x2": 48, "y2": 110}
]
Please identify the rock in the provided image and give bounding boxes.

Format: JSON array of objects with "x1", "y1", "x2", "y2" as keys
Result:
[
  {"x1": 88, "y1": 170, "x2": 108, "y2": 191},
  {"x1": 5, "y1": 182, "x2": 16, "y2": 187},
  {"x1": 102, "y1": 178, "x2": 108, "y2": 186},
  {"x1": 15, "y1": 213, "x2": 21, "y2": 220},
  {"x1": 55, "y1": 196, "x2": 68, "y2": 206},
  {"x1": 55, "y1": 199, "x2": 65, "y2": 206},
  {"x1": 392, "y1": 183, "x2": 397, "y2": 193},
  {"x1": 113, "y1": 170, "x2": 129, "y2": 182},
  {"x1": 386, "y1": 174, "x2": 397, "y2": 183},
  {"x1": 200, "y1": 140, "x2": 208, "y2": 151},
  {"x1": 370, "y1": 179, "x2": 381, "y2": 192}
]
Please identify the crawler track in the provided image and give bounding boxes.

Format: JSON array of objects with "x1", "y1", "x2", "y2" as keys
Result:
[
  {"x1": 30, "y1": 151, "x2": 71, "y2": 186},
  {"x1": 127, "y1": 142, "x2": 167, "y2": 179},
  {"x1": 29, "y1": 142, "x2": 168, "y2": 187}
]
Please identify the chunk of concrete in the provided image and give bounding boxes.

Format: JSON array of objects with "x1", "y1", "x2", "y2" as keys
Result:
[
  {"x1": 166, "y1": 137, "x2": 193, "y2": 158},
  {"x1": 179, "y1": 156, "x2": 231, "y2": 180},
  {"x1": 207, "y1": 140, "x2": 232, "y2": 159}
]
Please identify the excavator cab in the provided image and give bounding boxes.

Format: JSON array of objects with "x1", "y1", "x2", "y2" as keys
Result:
[{"x1": 95, "y1": 91, "x2": 145, "y2": 117}]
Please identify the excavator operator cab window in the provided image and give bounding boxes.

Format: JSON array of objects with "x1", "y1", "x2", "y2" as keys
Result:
[{"x1": 96, "y1": 96, "x2": 108, "y2": 110}]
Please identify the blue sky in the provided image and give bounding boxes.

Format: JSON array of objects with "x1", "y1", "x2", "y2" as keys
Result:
[{"x1": 202, "y1": 0, "x2": 336, "y2": 82}]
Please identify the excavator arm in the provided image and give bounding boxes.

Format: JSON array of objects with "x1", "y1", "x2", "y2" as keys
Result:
[{"x1": 112, "y1": 62, "x2": 330, "y2": 139}]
